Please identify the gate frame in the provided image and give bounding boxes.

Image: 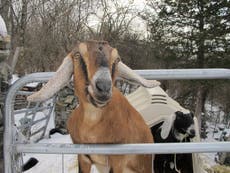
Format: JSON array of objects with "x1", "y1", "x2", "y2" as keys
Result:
[{"x1": 4, "y1": 69, "x2": 230, "y2": 173}]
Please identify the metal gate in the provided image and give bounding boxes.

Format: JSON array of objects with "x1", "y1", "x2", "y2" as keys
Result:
[{"x1": 4, "y1": 69, "x2": 230, "y2": 173}]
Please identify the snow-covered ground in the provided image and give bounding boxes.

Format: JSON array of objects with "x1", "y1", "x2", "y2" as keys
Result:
[
  {"x1": 23, "y1": 134, "x2": 78, "y2": 173},
  {"x1": 21, "y1": 119, "x2": 228, "y2": 173},
  {"x1": 192, "y1": 114, "x2": 229, "y2": 172},
  {"x1": 11, "y1": 74, "x2": 40, "y2": 87},
  {"x1": 201, "y1": 112, "x2": 230, "y2": 170},
  {"x1": 15, "y1": 109, "x2": 79, "y2": 172},
  {"x1": 10, "y1": 76, "x2": 80, "y2": 173},
  {"x1": 22, "y1": 132, "x2": 223, "y2": 173},
  {"x1": 11, "y1": 74, "x2": 19, "y2": 84}
]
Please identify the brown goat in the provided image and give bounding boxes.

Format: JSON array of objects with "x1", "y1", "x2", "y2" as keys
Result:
[{"x1": 28, "y1": 40, "x2": 160, "y2": 173}]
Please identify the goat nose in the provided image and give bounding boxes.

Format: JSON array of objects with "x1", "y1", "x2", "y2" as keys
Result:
[{"x1": 96, "y1": 80, "x2": 111, "y2": 93}]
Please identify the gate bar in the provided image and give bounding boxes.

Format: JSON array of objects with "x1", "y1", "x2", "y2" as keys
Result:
[
  {"x1": 15, "y1": 142, "x2": 230, "y2": 154},
  {"x1": 6, "y1": 68, "x2": 230, "y2": 85},
  {"x1": 136, "y1": 68, "x2": 230, "y2": 80}
]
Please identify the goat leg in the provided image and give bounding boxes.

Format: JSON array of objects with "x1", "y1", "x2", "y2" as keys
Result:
[
  {"x1": 110, "y1": 155, "x2": 153, "y2": 173},
  {"x1": 78, "y1": 155, "x2": 93, "y2": 173}
]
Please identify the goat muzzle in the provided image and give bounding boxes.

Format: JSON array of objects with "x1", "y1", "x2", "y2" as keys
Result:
[
  {"x1": 87, "y1": 84, "x2": 112, "y2": 107},
  {"x1": 87, "y1": 68, "x2": 112, "y2": 107}
]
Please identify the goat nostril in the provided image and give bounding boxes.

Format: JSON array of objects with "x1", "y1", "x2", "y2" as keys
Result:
[{"x1": 96, "y1": 80, "x2": 111, "y2": 93}]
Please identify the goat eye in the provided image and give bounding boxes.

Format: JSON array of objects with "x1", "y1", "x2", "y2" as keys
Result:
[
  {"x1": 73, "y1": 52, "x2": 81, "y2": 60},
  {"x1": 80, "y1": 57, "x2": 89, "y2": 81},
  {"x1": 111, "y1": 63, "x2": 116, "y2": 78},
  {"x1": 115, "y1": 57, "x2": 121, "y2": 64}
]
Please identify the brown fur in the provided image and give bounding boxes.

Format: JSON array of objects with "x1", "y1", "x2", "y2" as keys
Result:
[{"x1": 67, "y1": 41, "x2": 154, "y2": 173}]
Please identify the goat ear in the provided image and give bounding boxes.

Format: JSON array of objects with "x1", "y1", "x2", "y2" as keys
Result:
[
  {"x1": 160, "y1": 113, "x2": 176, "y2": 139},
  {"x1": 27, "y1": 55, "x2": 73, "y2": 102},
  {"x1": 117, "y1": 62, "x2": 160, "y2": 88}
]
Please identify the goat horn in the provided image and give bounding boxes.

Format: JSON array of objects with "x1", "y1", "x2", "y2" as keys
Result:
[
  {"x1": 27, "y1": 55, "x2": 73, "y2": 102},
  {"x1": 117, "y1": 62, "x2": 160, "y2": 88}
]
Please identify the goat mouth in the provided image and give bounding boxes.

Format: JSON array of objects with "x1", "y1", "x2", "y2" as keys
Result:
[
  {"x1": 88, "y1": 94, "x2": 109, "y2": 107},
  {"x1": 87, "y1": 85, "x2": 111, "y2": 107}
]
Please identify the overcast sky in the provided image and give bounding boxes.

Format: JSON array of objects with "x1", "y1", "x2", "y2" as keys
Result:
[{"x1": 88, "y1": 0, "x2": 148, "y2": 37}]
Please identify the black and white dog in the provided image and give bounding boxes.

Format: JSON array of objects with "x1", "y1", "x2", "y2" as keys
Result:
[{"x1": 151, "y1": 111, "x2": 196, "y2": 173}]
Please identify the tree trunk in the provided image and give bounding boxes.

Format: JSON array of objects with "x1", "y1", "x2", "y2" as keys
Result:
[
  {"x1": 19, "y1": 0, "x2": 28, "y2": 47},
  {"x1": 16, "y1": 0, "x2": 28, "y2": 75},
  {"x1": 195, "y1": 0, "x2": 207, "y2": 130},
  {"x1": 0, "y1": 0, "x2": 10, "y2": 28},
  {"x1": 195, "y1": 85, "x2": 208, "y2": 129}
]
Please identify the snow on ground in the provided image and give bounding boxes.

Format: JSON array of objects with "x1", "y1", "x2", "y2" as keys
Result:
[
  {"x1": 11, "y1": 76, "x2": 79, "y2": 173},
  {"x1": 11, "y1": 74, "x2": 19, "y2": 84},
  {"x1": 201, "y1": 120, "x2": 230, "y2": 169},
  {"x1": 14, "y1": 105, "x2": 79, "y2": 173},
  {"x1": 23, "y1": 134, "x2": 78, "y2": 173},
  {"x1": 11, "y1": 74, "x2": 40, "y2": 87},
  {"x1": 14, "y1": 104, "x2": 79, "y2": 173},
  {"x1": 22, "y1": 121, "x2": 228, "y2": 173},
  {"x1": 200, "y1": 102, "x2": 230, "y2": 166},
  {"x1": 15, "y1": 107, "x2": 55, "y2": 142},
  {"x1": 17, "y1": 124, "x2": 228, "y2": 172}
]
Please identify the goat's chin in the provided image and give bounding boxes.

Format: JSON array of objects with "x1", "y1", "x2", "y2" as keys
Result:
[
  {"x1": 87, "y1": 94, "x2": 109, "y2": 108},
  {"x1": 87, "y1": 85, "x2": 111, "y2": 107}
]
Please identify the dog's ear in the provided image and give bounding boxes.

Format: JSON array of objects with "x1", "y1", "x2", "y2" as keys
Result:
[
  {"x1": 190, "y1": 112, "x2": 194, "y2": 118},
  {"x1": 175, "y1": 111, "x2": 184, "y2": 119},
  {"x1": 160, "y1": 113, "x2": 176, "y2": 139}
]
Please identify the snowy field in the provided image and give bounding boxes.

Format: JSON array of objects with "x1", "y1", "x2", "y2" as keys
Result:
[
  {"x1": 202, "y1": 122, "x2": 230, "y2": 165},
  {"x1": 23, "y1": 134, "x2": 78, "y2": 173},
  {"x1": 20, "y1": 117, "x2": 228, "y2": 173},
  {"x1": 15, "y1": 109, "x2": 79, "y2": 173},
  {"x1": 22, "y1": 131, "x2": 224, "y2": 173}
]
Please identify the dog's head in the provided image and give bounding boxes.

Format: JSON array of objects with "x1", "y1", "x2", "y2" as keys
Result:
[{"x1": 161, "y1": 111, "x2": 196, "y2": 141}]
